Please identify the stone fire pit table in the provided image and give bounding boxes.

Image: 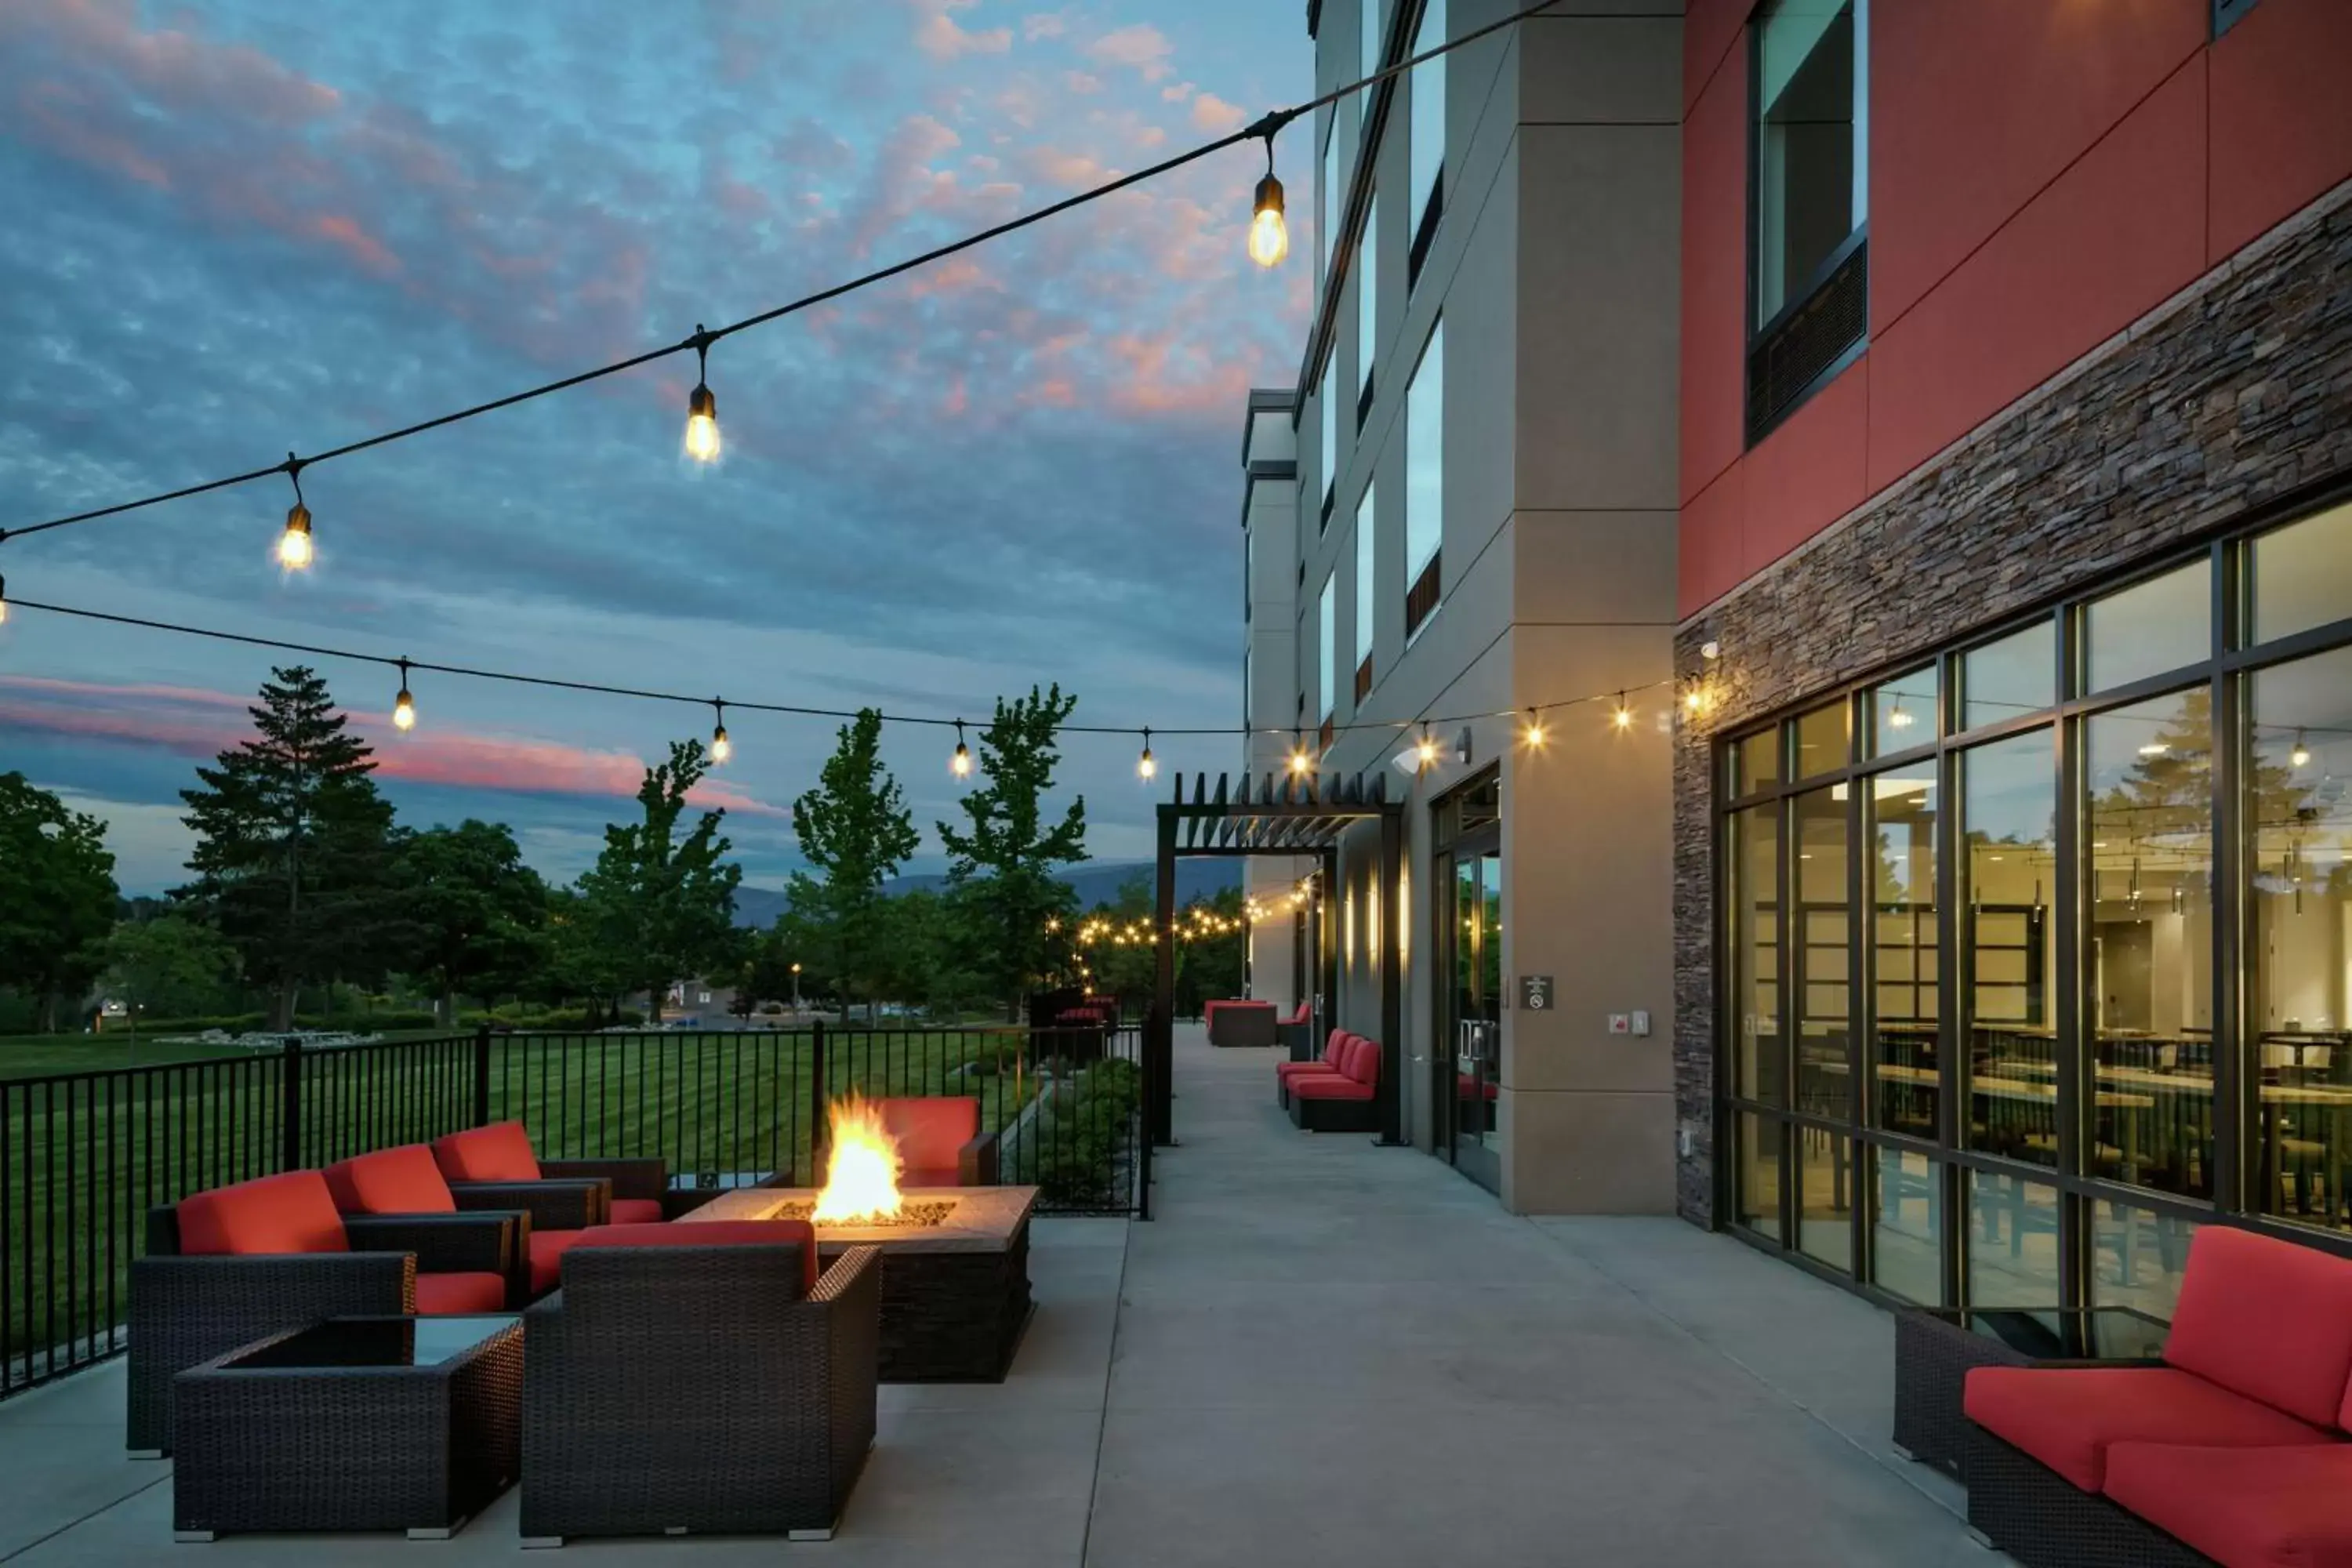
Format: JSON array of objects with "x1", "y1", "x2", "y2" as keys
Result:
[{"x1": 679, "y1": 1185, "x2": 1037, "y2": 1382}]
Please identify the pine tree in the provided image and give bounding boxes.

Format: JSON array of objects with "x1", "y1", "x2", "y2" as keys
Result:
[
  {"x1": 936, "y1": 685, "x2": 1088, "y2": 1016},
  {"x1": 789, "y1": 709, "x2": 920, "y2": 1019},
  {"x1": 177, "y1": 666, "x2": 397, "y2": 1029}
]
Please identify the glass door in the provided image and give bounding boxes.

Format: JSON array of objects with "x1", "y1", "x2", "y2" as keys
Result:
[{"x1": 1446, "y1": 844, "x2": 1504, "y2": 1190}]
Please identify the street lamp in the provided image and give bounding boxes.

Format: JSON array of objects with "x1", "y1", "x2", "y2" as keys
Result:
[{"x1": 790, "y1": 962, "x2": 803, "y2": 1013}]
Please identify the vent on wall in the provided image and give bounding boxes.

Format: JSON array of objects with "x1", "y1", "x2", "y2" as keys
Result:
[{"x1": 1746, "y1": 238, "x2": 1867, "y2": 445}]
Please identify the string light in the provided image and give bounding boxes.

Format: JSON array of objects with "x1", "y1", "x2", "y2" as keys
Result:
[
  {"x1": 951, "y1": 719, "x2": 974, "y2": 779},
  {"x1": 1415, "y1": 724, "x2": 1439, "y2": 770},
  {"x1": 1247, "y1": 134, "x2": 1289, "y2": 268},
  {"x1": 682, "y1": 326, "x2": 722, "y2": 464},
  {"x1": 1612, "y1": 691, "x2": 1633, "y2": 731},
  {"x1": 1289, "y1": 728, "x2": 1312, "y2": 776},
  {"x1": 276, "y1": 456, "x2": 314, "y2": 572},
  {"x1": 709, "y1": 699, "x2": 732, "y2": 764},
  {"x1": 1682, "y1": 684, "x2": 1707, "y2": 716},
  {"x1": 1138, "y1": 728, "x2": 1157, "y2": 780},
  {"x1": 1523, "y1": 707, "x2": 1545, "y2": 747},
  {"x1": 391, "y1": 658, "x2": 416, "y2": 732},
  {"x1": 2292, "y1": 729, "x2": 2312, "y2": 768}
]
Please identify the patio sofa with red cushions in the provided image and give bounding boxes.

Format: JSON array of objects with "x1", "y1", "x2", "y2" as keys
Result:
[
  {"x1": 1274, "y1": 1029, "x2": 1351, "y2": 1108},
  {"x1": 1963, "y1": 1226, "x2": 2352, "y2": 1567},
  {"x1": 127, "y1": 1168, "x2": 521, "y2": 1454},
  {"x1": 429, "y1": 1120, "x2": 681, "y2": 1295},
  {"x1": 1286, "y1": 1033, "x2": 1381, "y2": 1132}
]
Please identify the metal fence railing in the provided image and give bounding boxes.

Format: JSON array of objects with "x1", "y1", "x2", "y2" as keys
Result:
[{"x1": 2, "y1": 1021, "x2": 1145, "y2": 1399}]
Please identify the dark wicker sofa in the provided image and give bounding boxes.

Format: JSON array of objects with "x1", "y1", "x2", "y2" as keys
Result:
[
  {"x1": 519, "y1": 1221, "x2": 881, "y2": 1544},
  {"x1": 128, "y1": 1168, "x2": 518, "y2": 1455},
  {"x1": 1962, "y1": 1228, "x2": 2352, "y2": 1567}
]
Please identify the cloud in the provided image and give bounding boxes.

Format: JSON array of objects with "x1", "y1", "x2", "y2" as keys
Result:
[
  {"x1": 1084, "y1": 23, "x2": 1174, "y2": 82},
  {"x1": 909, "y1": 0, "x2": 1011, "y2": 60},
  {"x1": 1189, "y1": 92, "x2": 1247, "y2": 134}
]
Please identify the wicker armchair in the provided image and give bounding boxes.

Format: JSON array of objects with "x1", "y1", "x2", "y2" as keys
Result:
[
  {"x1": 518, "y1": 1225, "x2": 881, "y2": 1544},
  {"x1": 878, "y1": 1097, "x2": 998, "y2": 1187}
]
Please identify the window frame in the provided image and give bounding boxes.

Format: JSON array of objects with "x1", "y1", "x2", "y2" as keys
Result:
[{"x1": 1407, "y1": 0, "x2": 1446, "y2": 286}]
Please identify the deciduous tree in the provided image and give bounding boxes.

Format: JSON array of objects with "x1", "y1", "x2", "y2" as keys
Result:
[
  {"x1": 0, "y1": 773, "x2": 118, "y2": 1032},
  {"x1": 936, "y1": 685, "x2": 1087, "y2": 1014},
  {"x1": 392, "y1": 820, "x2": 549, "y2": 1025},
  {"x1": 789, "y1": 710, "x2": 920, "y2": 1021},
  {"x1": 575, "y1": 740, "x2": 744, "y2": 1021}
]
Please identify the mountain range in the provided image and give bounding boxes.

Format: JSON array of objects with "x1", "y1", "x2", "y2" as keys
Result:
[{"x1": 729, "y1": 859, "x2": 1243, "y2": 929}]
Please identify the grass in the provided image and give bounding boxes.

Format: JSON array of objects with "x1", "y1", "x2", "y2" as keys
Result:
[
  {"x1": 2, "y1": 1025, "x2": 1129, "y2": 1385},
  {"x1": 0, "y1": 1031, "x2": 459, "y2": 1082}
]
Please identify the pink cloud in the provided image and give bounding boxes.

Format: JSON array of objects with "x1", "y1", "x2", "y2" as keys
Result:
[
  {"x1": 909, "y1": 0, "x2": 1011, "y2": 60},
  {"x1": 1084, "y1": 23, "x2": 1174, "y2": 82},
  {"x1": 1190, "y1": 93, "x2": 1247, "y2": 135}
]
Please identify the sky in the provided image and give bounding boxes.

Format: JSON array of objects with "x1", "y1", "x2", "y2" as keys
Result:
[{"x1": 0, "y1": 0, "x2": 1316, "y2": 895}]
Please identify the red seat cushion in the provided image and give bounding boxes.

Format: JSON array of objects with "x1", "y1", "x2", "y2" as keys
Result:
[
  {"x1": 574, "y1": 1220, "x2": 818, "y2": 1294},
  {"x1": 1965, "y1": 1366, "x2": 2330, "y2": 1491},
  {"x1": 527, "y1": 1228, "x2": 585, "y2": 1294},
  {"x1": 902, "y1": 1166, "x2": 964, "y2": 1189},
  {"x1": 432, "y1": 1121, "x2": 542, "y2": 1183},
  {"x1": 880, "y1": 1098, "x2": 980, "y2": 1171},
  {"x1": 176, "y1": 1171, "x2": 349, "y2": 1257},
  {"x1": 1457, "y1": 1073, "x2": 1501, "y2": 1101},
  {"x1": 324, "y1": 1145, "x2": 456, "y2": 1215},
  {"x1": 2104, "y1": 1441, "x2": 2352, "y2": 1568},
  {"x1": 607, "y1": 1198, "x2": 666, "y2": 1226},
  {"x1": 1290, "y1": 1075, "x2": 1375, "y2": 1102},
  {"x1": 415, "y1": 1270, "x2": 509, "y2": 1314},
  {"x1": 1276, "y1": 1060, "x2": 1341, "y2": 1080},
  {"x1": 2161, "y1": 1226, "x2": 2352, "y2": 1430}
]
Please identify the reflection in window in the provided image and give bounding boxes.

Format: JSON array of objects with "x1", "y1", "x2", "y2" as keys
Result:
[
  {"x1": 1871, "y1": 1148, "x2": 1942, "y2": 1305},
  {"x1": 1358, "y1": 198, "x2": 1378, "y2": 405},
  {"x1": 1354, "y1": 488, "x2": 1376, "y2": 691},
  {"x1": 1735, "y1": 728, "x2": 1781, "y2": 795},
  {"x1": 1864, "y1": 771, "x2": 1937, "y2": 1138},
  {"x1": 1403, "y1": 323, "x2": 1443, "y2": 637},
  {"x1": 2249, "y1": 645, "x2": 2352, "y2": 1234},
  {"x1": 1867, "y1": 663, "x2": 1936, "y2": 757},
  {"x1": 2252, "y1": 499, "x2": 2352, "y2": 646},
  {"x1": 2091, "y1": 1200, "x2": 2199, "y2": 1322},
  {"x1": 1794, "y1": 787, "x2": 1849, "y2": 1121},
  {"x1": 1408, "y1": 0, "x2": 1446, "y2": 264},
  {"x1": 1965, "y1": 620, "x2": 2056, "y2": 731},
  {"x1": 1731, "y1": 806, "x2": 1782, "y2": 1105},
  {"x1": 1738, "y1": 1112, "x2": 1783, "y2": 1241},
  {"x1": 1962, "y1": 731, "x2": 2059, "y2": 1167},
  {"x1": 1966, "y1": 1172, "x2": 2061, "y2": 1307},
  {"x1": 1322, "y1": 121, "x2": 1339, "y2": 273},
  {"x1": 2085, "y1": 560, "x2": 2210, "y2": 693},
  {"x1": 1754, "y1": 0, "x2": 1864, "y2": 326},
  {"x1": 1795, "y1": 699, "x2": 1847, "y2": 779},
  {"x1": 1318, "y1": 573, "x2": 1337, "y2": 724},
  {"x1": 1798, "y1": 1130, "x2": 1851, "y2": 1272},
  {"x1": 1319, "y1": 357, "x2": 1338, "y2": 521},
  {"x1": 2086, "y1": 690, "x2": 2215, "y2": 1201}
]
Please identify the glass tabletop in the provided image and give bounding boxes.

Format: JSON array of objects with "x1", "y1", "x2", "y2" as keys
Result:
[
  {"x1": 1924, "y1": 1306, "x2": 2168, "y2": 1359},
  {"x1": 223, "y1": 1315, "x2": 517, "y2": 1372}
]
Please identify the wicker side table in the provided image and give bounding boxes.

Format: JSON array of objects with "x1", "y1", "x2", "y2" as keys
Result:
[
  {"x1": 1893, "y1": 1307, "x2": 2167, "y2": 1476},
  {"x1": 172, "y1": 1315, "x2": 524, "y2": 1540}
]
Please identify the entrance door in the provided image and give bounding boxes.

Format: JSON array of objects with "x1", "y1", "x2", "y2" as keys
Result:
[{"x1": 1446, "y1": 844, "x2": 1504, "y2": 1192}]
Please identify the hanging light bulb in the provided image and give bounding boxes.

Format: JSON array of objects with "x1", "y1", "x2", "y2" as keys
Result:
[
  {"x1": 1247, "y1": 135, "x2": 1289, "y2": 268},
  {"x1": 1683, "y1": 683, "x2": 1707, "y2": 716},
  {"x1": 709, "y1": 699, "x2": 731, "y2": 764},
  {"x1": 0, "y1": 571, "x2": 9, "y2": 627},
  {"x1": 683, "y1": 325, "x2": 722, "y2": 463},
  {"x1": 1289, "y1": 728, "x2": 1312, "y2": 776},
  {"x1": 391, "y1": 659, "x2": 416, "y2": 733},
  {"x1": 1523, "y1": 706, "x2": 1546, "y2": 748},
  {"x1": 1138, "y1": 728, "x2": 1157, "y2": 781},
  {"x1": 2292, "y1": 729, "x2": 2312, "y2": 769},
  {"x1": 1416, "y1": 724, "x2": 1439, "y2": 770},
  {"x1": 1887, "y1": 699, "x2": 1915, "y2": 731},
  {"x1": 1612, "y1": 691, "x2": 1633, "y2": 732},
  {"x1": 951, "y1": 719, "x2": 974, "y2": 779},
  {"x1": 277, "y1": 455, "x2": 314, "y2": 572}
]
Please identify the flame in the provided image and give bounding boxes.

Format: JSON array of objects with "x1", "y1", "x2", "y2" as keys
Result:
[{"x1": 811, "y1": 1094, "x2": 904, "y2": 1224}]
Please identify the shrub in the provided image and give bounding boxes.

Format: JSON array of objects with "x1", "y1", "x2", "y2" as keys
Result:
[{"x1": 1032, "y1": 1057, "x2": 1143, "y2": 1204}]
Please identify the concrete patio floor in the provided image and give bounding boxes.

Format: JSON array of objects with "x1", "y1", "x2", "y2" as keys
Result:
[{"x1": 0, "y1": 1025, "x2": 1989, "y2": 1564}]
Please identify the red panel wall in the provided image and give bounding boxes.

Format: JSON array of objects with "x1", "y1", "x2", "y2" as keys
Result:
[{"x1": 1677, "y1": 0, "x2": 2352, "y2": 621}]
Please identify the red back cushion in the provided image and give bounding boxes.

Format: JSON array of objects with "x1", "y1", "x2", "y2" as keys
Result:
[
  {"x1": 881, "y1": 1097, "x2": 980, "y2": 1167},
  {"x1": 325, "y1": 1145, "x2": 456, "y2": 1214},
  {"x1": 1346, "y1": 1036, "x2": 1381, "y2": 1088},
  {"x1": 2161, "y1": 1227, "x2": 2352, "y2": 1428},
  {"x1": 431, "y1": 1121, "x2": 541, "y2": 1183},
  {"x1": 1323, "y1": 1028, "x2": 1348, "y2": 1064},
  {"x1": 572, "y1": 1220, "x2": 818, "y2": 1294},
  {"x1": 177, "y1": 1171, "x2": 350, "y2": 1256}
]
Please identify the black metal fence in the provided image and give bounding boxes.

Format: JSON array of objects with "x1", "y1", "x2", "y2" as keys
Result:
[{"x1": 1, "y1": 1021, "x2": 1145, "y2": 1398}]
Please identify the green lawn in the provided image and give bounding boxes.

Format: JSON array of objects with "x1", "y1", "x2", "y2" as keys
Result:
[{"x1": 2, "y1": 1027, "x2": 1112, "y2": 1381}]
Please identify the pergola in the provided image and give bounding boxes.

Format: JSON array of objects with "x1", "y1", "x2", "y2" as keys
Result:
[{"x1": 1150, "y1": 771, "x2": 1406, "y2": 1146}]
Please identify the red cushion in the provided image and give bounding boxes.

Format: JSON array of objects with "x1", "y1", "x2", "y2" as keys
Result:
[
  {"x1": 2161, "y1": 1227, "x2": 2352, "y2": 1429},
  {"x1": 528, "y1": 1228, "x2": 584, "y2": 1294},
  {"x1": 1457, "y1": 1073, "x2": 1501, "y2": 1102},
  {"x1": 1290, "y1": 1076, "x2": 1375, "y2": 1102},
  {"x1": 1345, "y1": 1036, "x2": 1381, "y2": 1088},
  {"x1": 881, "y1": 1097, "x2": 980, "y2": 1169},
  {"x1": 608, "y1": 1198, "x2": 666, "y2": 1226},
  {"x1": 1283, "y1": 1003, "x2": 1310, "y2": 1025},
  {"x1": 176, "y1": 1171, "x2": 349, "y2": 1257},
  {"x1": 2104, "y1": 1441, "x2": 2352, "y2": 1568},
  {"x1": 575, "y1": 1220, "x2": 818, "y2": 1294},
  {"x1": 1276, "y1": 1060, "x2": 1341, "y2": 1080},
  {"x1": 1965, "y1": 1366, "x2": 2329, "y2": 1491},
  {"x1": 324, "y1": 1145, "x2": 456, "y2": 1215},
  {"x1": 1324, "y1": 1027, "x2": 1348, "y2": 1061},
  {"x1": 415, "y1": 1270, "x2": 508, "y2": 1314},
  {"x1": 432, "y1": 1121, "x2": 541, "y2": 1183},
  {"x1": 902, "y1": 1166, "x2": 964, "y2": 1189}
]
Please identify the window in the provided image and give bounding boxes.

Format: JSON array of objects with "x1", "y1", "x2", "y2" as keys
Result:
[
  {"x1": 2085, "y1": 560, "x2": 2209, "y2": 693},
  {"x1": 1748, "y1": 0, "x2": 1867, "y2": 443},
  {"x1": 1794, "y1": 700, "x2": 1846, "y2": 778},
  {"x1": 1792, "y1": 786, "x2": 1849, "y2": 1123},
  {"x1": 1322, "y1": 118, "x2": 1339, "y2": 274},
  {"x1": 1408, "y1": 0, "x2": 1446, "y2": 276},
  {"x1": 1866, "y1": 664, "x2": 1936, "y2": 757},
  {"x1": 1734, "y1": 728, "x2": 1782, "y2": 795},
  {"x1": 1318, "y1": 573, "x2": 1337, "y2": 724},
  {"x1": 2251, "y1": 499, "x2": 2352, "y2": 644},
  {"x1": 1361, "y1": 0, "x2": 1382, "y2": 97},
  {"x1": 1730, "y1": 805, "x2": 1782, "y2": 1105},
  {"x1": 1964, "y1": 621, "x2": 2056, "y2": 731},
  {"x1": 1355, "y1": 488, "x2": 1375, "y2": 699},
  {"x1": 1871, "y1": 1149, "x2": 1942, "y2": 1305},
  {"x1": 1960, "y1": 731, "x2": 2056, "y2": 1163},
  {"x1": 1319, "y1": 356, "x2": 1338, "y2": 528},
  {"x1": 1357, "y1": 197, "x2": 1378, "y2": 416},
  {"x1": 1403, "y1": 321, "x2": 1443, "y2": 637}
]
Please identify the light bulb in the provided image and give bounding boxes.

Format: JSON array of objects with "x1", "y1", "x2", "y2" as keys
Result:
[
  {"x1": 0, "y1": 572, "x2": 9, "y2": 626},
  {"x1": 1683, "y1": 688, "x2": 1706, "y2": 715},
  {"x1": 1248, "y1": 174, "x2": 1290, "y2": 268},
  {"x1": 1138, "y1": 729, "x2": 1157, "y2": 780},
  {"x1": 2292, "y1": 731, "x2": 2312, "y2": 769},
  {"x1": 684, "y1": 383, "x2": 721, "y2": 463},
  {"x1": 1888, "y1": 703, "x2": 1915, "y2": 730},
  {"x1": 711, "y1": 725, "x2": 731, "y2": 764},
  {"x1": 1523, "y1": 708, "x2": 1546, "y2": 747},
  {"x1": 393, "y1": 688, "x2": 416, "y2": 731},
  {"x1": 1416, "y1": 730, "x2": 1439, "y2": 768},
  {"x1": 278, "y1": 502, "x2": 314, "y2": 571},
  {"x1": 1612, "y1": 694, "x2": 1633, "y2": 732},
  {"x1": 1289, "y1": 742, "x2": 1311, "y2": 775}
]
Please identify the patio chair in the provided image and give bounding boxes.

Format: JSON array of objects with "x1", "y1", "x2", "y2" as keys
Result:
[
  {"x1": 127, "y1": 1168, "x2": 517, "y2": 1455},
  {"x1": 519, "y1": 1222, "x2": 881, "y2": 1544},
  {"x1": 430, "y1": 1122, "x2": 676, "y2": 1294},
  {"x1": 878, "y1": 1096, "x2": 999, "y2": 1187},
  {"x1": 1287, "y1": 1034, "x2": 1382, "y2": 1131},
  {"x1": 327, "y1": 1142, "x2": 535, "y2": 1306}
]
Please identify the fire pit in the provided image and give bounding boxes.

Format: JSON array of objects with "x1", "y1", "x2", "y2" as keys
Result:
[{"x1": 677, "y1": 1096, "x2": 1037, "y2": 1381}]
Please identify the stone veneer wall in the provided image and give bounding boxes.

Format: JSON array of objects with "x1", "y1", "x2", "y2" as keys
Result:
[{"x1": 1670, "y1": 182, "x2": 2352, "y2": 1225}]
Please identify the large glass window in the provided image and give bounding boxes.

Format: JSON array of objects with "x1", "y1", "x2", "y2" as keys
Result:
[
  {"x1": 1318, "y1": 573, "x2": 1337, "y2": 724},
  {"x1": 1737, "y1": 1112, "x2": 1783, "y2": 1241},
  {"x1": 1731, "y1": 806, "x2": 1783, "y2": 1105},
  {"x1": 1408, "y1": 0, "x2": 1446, "y2": 269},
  {"x1": 1871, "y1": 1148, "x2": 1942, "y2": 1304},
  {"x1": 1798, "y1": 1131, "x2": 1851, "y2": 1272},
  {"x1": 1962, "y1": 731, "x2": 2059, "y2": 1167},
  {"x1": 1357, "y1": 198, "x2": 1378, "y2": 409},
  {"x1": 1753, "y1": 0, "x2": 1864, "y2": 326},
  {"x1": 1321, "y1": 120, "x2": 1339, "y2": 274},
  {"x1": 1361, "y1": 0, "x2": 1382, "y2": 95},
  {"x1": 1967, "y1": 1173, "x2": 2061, "y2": 1308},
  {"x1": 1403, "y1": 322, "x2": 1443, "y2": 637},
  {"x1": 1793, "y1": 787, "x2": 1849, "y2": 1122},
  {"x1": 1866, "y1": 768, "x2": 1938, "y2": 1137},
  {"x1": 2090, "y1": 1200, "x2": 2199, "y2": 1321},
  {"x1": 1867, "y1": 664, "x2": 1936, "y2": 758},
  {"x1": 2085, "y1": 560, "x2": 2210, "y2": 693},
  {"x1": 1795, "y1": 699, "x2": 1847, "y2": 779},
  {"x1": 1354, "y1": 487, "x2": 1376, "y2": 694},
  {"x1": 1964, "y1": 621, "x2": 2056, "y2": 731},
  {"x1": 1319, "y1": 357, "x2": 1338, "y2": 526},
  {"x1": 2252, "y1": 500, "x2": 2352, "y2": 645},
  {"x1": 1735, "y1": 728, "x2": 1781, "y2": 795}
]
